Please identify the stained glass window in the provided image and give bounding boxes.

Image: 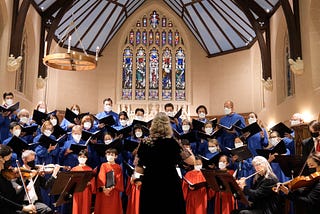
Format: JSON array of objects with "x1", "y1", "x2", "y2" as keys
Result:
[
  {"x1": 122, "y1": 10, "x2": 186, "y2": 101},
  {"x1": 122, "y1": 47, "x2": 133, "y2": 100},
  {"x1": 136, "y1": 47, "x2": 146, "y2": 100}
]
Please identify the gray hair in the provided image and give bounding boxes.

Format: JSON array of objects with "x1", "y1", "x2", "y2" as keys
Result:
[
  {"x1": 252, "y1": 156, "x2": 277, "y2": 180},
  {"x1": 21, "y1": 150, "x2": 36, "y2": 160}
]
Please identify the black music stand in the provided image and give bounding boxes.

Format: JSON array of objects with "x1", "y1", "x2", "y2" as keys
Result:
[
  {"x1": 274, "y1": 155, "x2": 307, "y2": 177},
  {"x1": 201, "y1": 169, "x2": 249, "y2": 214},
  {"x1": 50, "y1": 171, "x2": 94, "y2": 207}
]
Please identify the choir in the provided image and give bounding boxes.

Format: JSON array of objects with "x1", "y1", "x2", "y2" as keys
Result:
[{"x1": 0, "y1": 92, "x2": 319, "y2": 214}]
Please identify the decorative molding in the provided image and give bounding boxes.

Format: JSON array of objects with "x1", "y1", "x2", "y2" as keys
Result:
[
  {"x1": 36, "y1": 76, "x2": 47, "y2": 89},
  {"x1": 261, "y1": 77, "x2": 273, "y2": 91},
  {"x1": 289, "y1": 57, "x2": 304, "y2": 75},
  {"x1": 7, "y1": 54, "x2": 22, "y2": 72}
]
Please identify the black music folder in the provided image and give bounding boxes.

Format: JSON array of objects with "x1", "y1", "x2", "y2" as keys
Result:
[
  {"x1": 90, "y1": 139, "x2": 122, "y2": 156},
  {"x1": 237, "y1": 122, "x2": 262, "y2": 139},
  {"x1": 64, "y1": 108, "x2": 89, "y2": 123},
  {"x1": 274, "y1": 155, "x2": 307, "y2": 177},
  {"x1": 0, "y1": 102, "x2": 19, "y2": 113},
  {"x1": 217, "y1": 119, "x2": 242, "y2": 131},
  {"x1": 132, "y1": 119, "x2": 153, "y2": 128},
  {"x1": 256, "y1": 140, "x2": 287, "y2": 159},
  {"x1": 198, "y1": 153, "x2": 221, "y2": 169},
  {"x1": 226, "y1": 145, "x2": 252, "y2": 161},
  {"x1": 7, "y1": 135, "x2": 29, "y2": 154},
  {"x1": 105, "y1": 125, "x2": 133, "y2": 138},
  {"x1": 168, "y1": 107, "x2": 182, "y2": 120},
  {"x1": 32, "y1": 109, "x2": 57, "y2": 125},
  {"x1": 123, "y1": 139, "x2": 140, "y2": 152},
  {"x1": 69, "y1": 144, "x2": 87, "y2": 155},
  {"x1": 106, "y1": 170, "x2": 115, "y2": 188},
  {"x1": 81, "y1": 129, "x2": 104, "y2": 142},
  {"x1": 270, "y1": 122, "x2": 293, "y2": 137},
  {"x1": 20, "y1": 124, "x2": 38, "y2": 136},
  {"x1": 38, "y1": 135, "x2": 59, "y2": 149},
  {"x1": 173, "y1": 129, "x2": 198, "y2": 142},
  {"x1": 52, "y1": 125, "x2": 67, "y2": 139},
  {"x1": 197, "y1": 129, "x2": 223, "y2": 140},
  {"x1": 94, "y1": 115, "x2": 116, "y2": 126},
  {"x1": 183, "y1": 176, "x2": 207, "y2": 190}
]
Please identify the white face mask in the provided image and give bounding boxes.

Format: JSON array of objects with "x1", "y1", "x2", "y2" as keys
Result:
[
  {"x1": 104, "y1": 105, "x2": 112, "y2": 112},
  {"x1": 182, "y1": 125, "x2": 190, "y2": 132},
  {"x1": 198, "y1": 112, "x2": 206, "y2": 119},
  {"x1": 43, "y1": 130, "x2": 52, "y2": 137},
  {"x1": 224, "y1": 107, "x2": 232, "y2": 115},
  {"x1": 50, "y1": 119, "x2": 58, "y2": 126},
  {"x1": 248, "y1": 117, "x2": 257, "y2": 125},
  {"x1": 38, "y1": 108, "x2": 46, "y2": 113},
  {"x1": 166, "y1": 111, "x2": 174, "y2": 117},
  {"x1": 194, "y1": 165, "x2": 202, "y2": 171},
  {"x1": 20, "y1": 116, "x2": 29, "y2": 124},
  {"x1": 5, "y1": 99, "x2": 13, "y2": 106},
  {"x1": 83, "y1": 122, "x2": 92, "y2": 130},
  {"x1": 72, "y1": 110, "x2": 79, "y2": 115},
  {"x1": 208, "y1": 146, "x2": 217, "y2": 153},
  {"x1": 13, "y1": 129, "x2": 21, "y2": 137},
  {"x1": 105, "y1": 139, "x2": 112, "y2": 145},
  {"x1": 270, "y1": 138, "x2": 279, "y2": 146},
  {"x1": 106, "y1": 155, "x2": 115, "y2": 162},
  {"x1": 205, "y1": 127, "x2": 213, "y2": 135},
  {"x1": 135, "y1": 116, "x2": 144, "y2": 121},
  {"x1": 235, "y1": 142, "x2": 244, "y2": 148},
  {"x1": 72, "y1": 134, "x2": 82, "y2": 143},
  {"x1": 120, "y1": 119, "x2": 127, "y2": 127},
  {"x1": 78, "y1": 157, "x2": 87, "y2": 165},
  {"x1": 290, "y1": 120, "x2": 300, "y2": 126},
  {"x1": 218, "y1": 161, "x2": 227, "y2": 170},
  {"x1": 135, "y1": 131, "x2": 143, "y2": 138}
]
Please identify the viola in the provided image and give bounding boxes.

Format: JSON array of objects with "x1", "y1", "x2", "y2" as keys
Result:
[
  {"x1": 1, "y1": 167, "x2": 36, "y2": 180},
  {"x1": 273, "y1": 171, "x2": 320, "y2": 192}
]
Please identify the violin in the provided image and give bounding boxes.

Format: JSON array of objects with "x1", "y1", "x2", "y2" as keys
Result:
[
  {"x1": 273, "y1": 171, "x2": 320, "y2": 192},
  {"x1": 1, "y1": 167, "x2": 37, "y2": 180}
]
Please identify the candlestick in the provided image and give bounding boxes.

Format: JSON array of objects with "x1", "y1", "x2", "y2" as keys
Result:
[
  {"x1": 95, "y1": 46, "x2": 100, "y2": 61},
  {"x1": 44, "y1": 41, "x2": 47, "y2": 57},
  {"x1": 68, "y1": 35, "x2": 71, "y2": 53}
]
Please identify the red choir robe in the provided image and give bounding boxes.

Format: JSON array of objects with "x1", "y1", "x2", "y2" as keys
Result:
[
  {"x1": 182, "y1": 170, "x2": 208, "y2": 214},
  {"x1": 94, "y1": 162, "x2": 124, "y2": 214},
  {"x1": 125, "y1": 176, "x2": 141, "y2": 214},
  {"x1": 214, "y1": 169, "x2": 237, "y2": 214},
  {"x1": 71, "y1": 165, "x2": 95, "y2": 214}
]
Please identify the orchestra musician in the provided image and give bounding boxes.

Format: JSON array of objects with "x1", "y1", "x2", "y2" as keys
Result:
[
  {"x1": 232, "y1": 156, "x2": 281, "y2": 214},
  {"x1": 0, "y1": 144, "x2": 36, "y2": 213},
  {"x1": 277, "y1": 151, "x2": 320, "y2": 214}
]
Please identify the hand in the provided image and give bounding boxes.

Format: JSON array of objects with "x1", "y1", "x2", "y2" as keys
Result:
[
  {"x1": 232, "y1": 155, "x2": 239, "y2": 162},
  {"x1": 237, "y1": 177, "x2": 246, "y2": 189},
  {"x1": 98, "y1": 123, "x2": 105, "y2": 129},
  {"x1": 259, "y1": 131, "x2": 264, "y2": 138},
  {"x1": 268, "y1": 153, "x2": 276, "y2": 162},
  {"x1": 279, "y1": 185, "x2": 289, "y2": 195},
  {"x1": 22, "y1": 204, "x2": 36, "y2": 213},
  {"x1": 284, "y1": 133, "x2": 292, "y2": 139},
  {"x1": 2, "y1": 111, "x2": 11, "y2": 117}
]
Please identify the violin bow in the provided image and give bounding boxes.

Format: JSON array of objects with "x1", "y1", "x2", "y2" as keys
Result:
[
  {"x1": 298, "y1": 145, "x2": 315, "y2": 177},
  {"x1": 15, "y1": 160, "x2": 33, "y2": 206}
]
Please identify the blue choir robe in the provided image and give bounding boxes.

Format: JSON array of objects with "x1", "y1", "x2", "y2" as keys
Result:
[
  {"x1": 33, "y1": 134, "x2": 60, "y2": 165},
  {"x1": 246, "y1": 128, "x2": 269, "y2": 157},
  {"x1": 218, "y1": 113, "x2": 246, "y2": 152},
  {"x1": 95, "y1": 110, "x2": 119, "y2": 129},
  {"x1": 59, "y1": 138, "x2": 86, "y2": 168}
]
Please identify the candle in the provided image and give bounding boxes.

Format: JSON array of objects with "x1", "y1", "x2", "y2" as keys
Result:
[
  {"x1": 68, "y1": 35, "x2": 71, "y2": 53},
  {"x1": 44, "y1": 41, "x2": 47, "y2": 57},
  {"x1": 95, "y1": 46, "x2": 100, "y2": 61}
]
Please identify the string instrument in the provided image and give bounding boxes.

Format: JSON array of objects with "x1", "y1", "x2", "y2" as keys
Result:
[
  {"x1": 1, "y1": 167, "x2": 37, "y2": 180},
  {"x1": 273, "y1": 171, "x2": 320, "y2": 192},
  {"x1": 36, "y1": 164, "x2": 71, "y2": 173}
]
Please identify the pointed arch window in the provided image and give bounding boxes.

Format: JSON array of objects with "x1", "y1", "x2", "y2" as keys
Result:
[{"x1": 121, "y1": 10, "x2": 186, "y2": 101}]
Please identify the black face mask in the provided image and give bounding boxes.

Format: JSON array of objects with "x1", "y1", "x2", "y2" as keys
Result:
[
  {"x1": 4, "y1": 159, "x2": 12, "y2": 169},
  {"x1": 310, "y1": 132, "x2": 319, "y2": 138},
  {"x1": 27, "y1": 160, "x2": 36, "y2": 169},
  {"x1": 308, "y1": 167, "x2": 316, "y2": 174}
]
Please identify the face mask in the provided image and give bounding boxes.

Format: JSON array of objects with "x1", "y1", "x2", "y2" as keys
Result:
[
  {"x1": 13, "y1": 129, "x2": 21, "y2": 137},
  {"x1": 198, "y1": 112, "x2": 206, "y2": 119},
  {"x1": 135, "y1": 116, "x2": 144, "y2": 121},
  {"x1": 5, "y1": 99, "x2": 13, "y2": 106},
  {"x1": 104, "y1": 105, "x2": 112, "y2": 112},
  {"x1": 105, "y1": 139, "x2": 112, "y2": 145},
  {"x1": 205, "y1": 127, "x2": 213, "y2": 135},
  {"x1": 27, "y1": 160, "x2": 36, "y2": 169},
  {"x1": 166, "y1": 111, "x2": 174, "y2": 117},
  {"x1": 4, "y1": 159, "x2": 12, "y2": 169},
  {"x1": 20, "y1": 116, "x2": 29, "y2": 124},
  {"x1": 38, "y1": 108, "x2": 46, "y2": 113},
  {"x1": 218, "y1": 162, "x2": 227, "y2": 170},
  {"x1": 43, "y1": 130, "x2": 52, "y2": 137},
  {"x1": 208, "y1": 146, "x2": 217, "y2": 153},
  {"x1": 194, "y1": 165, "x2": 202, "y2": 171},
  {"x1": 224, "y1": 107, "x2": 232, "y2": 115},
  {"x1": 72, "y1": 110, "x2": 79, "y2": 115},
  {"x1": 78, "y1": 157, "x2": 87, "y2": 165},
  {"x1": 290, "y1": 120, "x2": 300, "y2": 126},
  {"x1": 50, "y1": 119, "x2": 58, "y2": 126},
  {"x1": 106, "y1": 155, "x2": 115, "y2": 162},
  {"x1": 235, "y1": 142, "x2": 244, "y2": 148},
  {"x1": 72, "y1": 134, "x2": 82, "y2": 143},
  {"x1": 311, "y1": 132, "x2": 320, "y2": 138},
  {"x1": 83, "y1": 122, "x2": 91, "y2": 130},
  {"x1": 248, "y1": 117, "x2": 257, "y2": 125},
  {"x1": 135, "y1": 131, "x2": 143, "y2": 138},
  {"x1": 270, "y1": 138, "x2": 278, "y2": 146},
  {"x1": 120, "y1": 119, "x2": 127, "y2": 127},
  {"x1": 182, "y1": 125, "x2": 190, "y2": 132}
]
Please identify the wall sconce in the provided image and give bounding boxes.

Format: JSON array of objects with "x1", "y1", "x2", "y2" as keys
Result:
[
  {"x1": 7, "y1": 54, "x2": 22, "y2": 72},
  {"x1": 289, "y1": 57, "x2": 304, "y2": 75},
  {"x1": 261, "y1": 77, "x2": 273, "y2": 91}
]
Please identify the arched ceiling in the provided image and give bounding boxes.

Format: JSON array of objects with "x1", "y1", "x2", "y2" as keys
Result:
[{"x1": 31, "y1": 0, "x2": 280, "y2": 57}]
